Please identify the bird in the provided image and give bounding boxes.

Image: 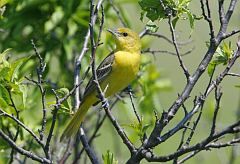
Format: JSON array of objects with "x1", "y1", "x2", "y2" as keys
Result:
[{"x1": 60, "y1": 27, "x2": 141, "y2": 141}]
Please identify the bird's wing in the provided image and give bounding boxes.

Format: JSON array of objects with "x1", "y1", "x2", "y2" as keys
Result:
[{"x1": 83, "y1": 51, "x2": 115, "y2": 97}]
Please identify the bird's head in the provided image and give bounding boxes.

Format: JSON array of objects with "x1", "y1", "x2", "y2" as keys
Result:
[{"x1": 107, "y1": 28, "x2": 141, "y2": 53}]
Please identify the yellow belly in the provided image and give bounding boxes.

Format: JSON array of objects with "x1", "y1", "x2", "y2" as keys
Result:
[{"x1": 103, "y1": 51, "x2": 140, "y2": 97}]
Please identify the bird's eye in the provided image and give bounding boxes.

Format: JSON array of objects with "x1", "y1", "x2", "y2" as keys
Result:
[{"x1": 122, "y1": 32, "x2": 128, "y2": 37}]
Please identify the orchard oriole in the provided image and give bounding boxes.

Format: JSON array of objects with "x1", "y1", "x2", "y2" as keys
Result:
[{"x1": 60, "y1": 28, "x2": 141, "y2": 141}]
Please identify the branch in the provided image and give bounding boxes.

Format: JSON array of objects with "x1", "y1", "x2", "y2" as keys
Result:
[
  {"x1": 209, "y1": 87, "x2": 222, "y2": 136},
  {"x1": 30, "y1": 39, "x2": 47, "y2": 141},
  {"x1": 144, "y1": 120, "x2": 240, "y2": 162},
  {"x1": 79, "y1": 127, "x2": 99, "y2": 164},
  {"x1": 73, "y1": 0, "x2": 104, "y2": 110},
  {"x1": 0, "y1": 108, "x2": 44, "y2": 147},
  {"x1": 109, "y1": 0, "x2": 127, "y2": 27},
  {"x1": 141, "y1": 47, "x2": 194, "y2": 56},
  {"x1": 200, "y1": 0, "x2": 215, "y2": 39},
  {"x1": 44, "y1": 89, "x2": 61, "y2": 160},
  {"x1": 127, "y1": 86, "x2": 141, "y2": 123},
  {"x1": 168, "y1": 16, "x2": 190, "y2": 80},
  {"x1": 0, "y1": 129, "x2": 51, "y2": 164},
  {"x1": 8, "y1": 89, "x2": 20, "y2": 163}
]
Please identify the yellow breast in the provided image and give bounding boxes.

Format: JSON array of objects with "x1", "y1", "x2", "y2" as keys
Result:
[{"x1": 101, "y1": 51, "x2": 140, "y2": 97}]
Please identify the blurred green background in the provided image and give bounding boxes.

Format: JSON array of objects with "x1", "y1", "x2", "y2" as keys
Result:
[{"x1": 0, "y1": 0, "x2": 240, "y2": 163}]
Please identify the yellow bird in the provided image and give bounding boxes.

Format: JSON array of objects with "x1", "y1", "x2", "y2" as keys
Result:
[{"x1": 60, "y1": 28, "x2": 141, "y2": 141}]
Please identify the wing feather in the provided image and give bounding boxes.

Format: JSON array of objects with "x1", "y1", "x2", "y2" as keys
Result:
[{"x1": 83, "y1": 51, "x2": 115, "y2": 97}]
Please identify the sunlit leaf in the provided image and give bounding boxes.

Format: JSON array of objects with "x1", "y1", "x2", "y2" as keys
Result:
[
  {"x1": 102, "y1": 150, "x2": 118, "y2": 164},
  {"x1": 207, "y1": 63, "x2": 216, "y2": 77},
  {"x1": 0, "y1": 84, "x2": 10, "y2": 104},
  {"x1": 146, "y1": 21, "x2": 159, "y2": 33},
  {"x1": 207, "y1": 41, "x2": 233, "y2": 77},
  {"x1": 9, "y1": 56, "x2": 31, "y2": 82},
  {"x1": 139, "y1": 0, "x2": 196, "y2": 30},
  {"x1": 0, "y1": 0, "x2": 8, "y2": 8},
  {"x1": 0, "y1": 49, "x2": 11, "y2": 68},
  {"x1": 0, "y1": 97, "x2": 8, "y2": 109}
]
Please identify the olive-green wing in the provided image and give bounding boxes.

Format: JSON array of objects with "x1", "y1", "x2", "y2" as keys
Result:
[{"x1": 83, "y1": 51, "x2": 115, "y2": 97}]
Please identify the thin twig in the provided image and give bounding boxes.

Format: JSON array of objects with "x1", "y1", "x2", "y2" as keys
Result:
[
  {"x1": 44, "y1": 89, "x2": 61, "y2": 160},
  {"x1": 200, "y1": 0, "x2": 215, "y2": 39},
  {"x1": 30, "y1": 39, "x2": 47, "y2": 141},
  {"x1": 142, "y1": 47, "x2": 194, "y2": 56},
  {"x1": 168, "y1": 16, "x2": 190, "y2": 80},
  {"x1": 0, "y1": 130, "x2": 51, "y2": 164},
  {"x1": 209, "y1": 87, "x2": 222, "y2": 136},
  {"x1": 109, "y1": 0, "x2": 127, "y2": 27},
  {"x1": 8, "y1": 89, "x2": 20, "y2": 164},
  {"x1": 127, "y1": 86, "x2": 141, "y2": 123},
  {"x1": 0, "y1": 108, "x2": 44, "y2": 147}
]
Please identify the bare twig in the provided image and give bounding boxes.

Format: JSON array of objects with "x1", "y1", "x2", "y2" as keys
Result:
[
  {"x1": 200, "y1": 0, "x2": 215, "y2": 39},
  {"x1": 210, "y1": 87, "x2": 222, "y2": 136},
  {"x1": 168, "y1": 16, "x2": 190, "y2": 80},
  {"x1": 227, "y1": 72, "x2": 240, "y2": 77},
  {"x1": 109, "y1": 0, "x2": 127, "y2": 27},
  {"x1": 0, "y1": 108, "x2": 44, "y2": 147},
  {"x1": 30, "y1": 39, "x2": 47, "y2": 141},
  {"x1": 73, "y1": 0, "x2": 104, "y2": 110},
  {"x1": 44, "y1": 89, "x2": 61, "y2": 160},
  {"x1": 142, "y1": 47, "x2": 194, "y2": 56},
  {"x1": 0, "y1": 129, "x2": 51, "y2": 164},
  {"x1": 8, "y1": 89, "x2": 20, "y2": 164},
  {"x1": 127, "y1": 86, "x2": 141, "y2": 123},
  {"x1": 79, "y1": 128, "x2": 99, "y2": 164}
]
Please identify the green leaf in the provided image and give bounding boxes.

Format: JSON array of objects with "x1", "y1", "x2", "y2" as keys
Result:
[
  {"x1": 186, "y1": 10, "x2": 194, "y2": 29},
  {"x1": 207, "y1": 63, "x2": 216, "y2": 77},
  {"x1": 222, "y1": 41, "x2": 233, "y2": 59},
  {"x1": 139, "y1": 0, "x2": 196, "y2": 31},
  {"x1": 139, "y1": 0, "x2": 166, "y2": 21},
  {"x1": 0, "y1": 97, "x2": 8, "y2": 109},
  {"x1": 122, "y1": 119, "x2": 150, "y2": 141},
  {"x1": 19, "y1": 84, "x2": 27, "y2": 109},
  {"x1": 146, "y1": 21, "x2": 159, "y2": 33},
  {"x1": 55, "y1": 88, "x2": 70, "y2": 98},
  {"x1": 0, "y1": 67, "x2": 10, "y2": 81},
  {"x1": 44, "y1": 6, "x2": 64, "y2": 33},
  {"x1": 210, "y1": 41, "x2": 233, "y2": 66},
  {"x1": 208, "y1": 41, "x2": 233, "y2": 77},
  {"x1": 0, "y1": 49, "x2": 11, "y2": 68},
  {"x1": 9, "y1": 56, "x2": 31, "y2": 82},
  {"x1": 102, "y1": 150, "x2": 118, "y2": 164},
  {"x1": 0, "y1": 84, "x2": 10, "y2": 104},
  {"x1": 0, "y1": 0, "x2": 9, "y2": 8},
  {"x1": 172, "y1": 17, "x2": 179, "y2": 29}
]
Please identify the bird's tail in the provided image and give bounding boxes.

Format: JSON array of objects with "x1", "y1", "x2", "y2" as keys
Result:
[{"x1": 60, "y1": 98, "x2": 92, "y2": 142}]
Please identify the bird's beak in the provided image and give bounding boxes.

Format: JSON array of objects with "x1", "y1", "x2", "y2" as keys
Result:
[{"x1": 107, "y1": 29, "x2": 120, "y2": 37}]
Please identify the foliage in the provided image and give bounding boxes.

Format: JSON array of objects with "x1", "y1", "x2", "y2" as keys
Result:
[
  {"x1": 102, "y1": 150, "x2": 118, "y2": 164},
  {"x1": 0, "y1": 49, "x2": 29, "y2": 111},
  {"x1": 139, "y1": 0, "x2": 197, "y2": 29},
  {"x1": 208, "y1": 42, "x2": 233, "y2": 76}
]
